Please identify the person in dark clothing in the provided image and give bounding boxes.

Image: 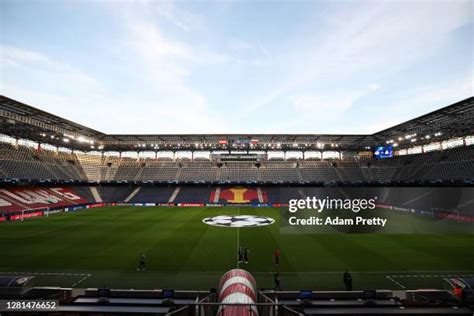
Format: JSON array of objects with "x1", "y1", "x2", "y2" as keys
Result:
[
  {"x1": 244, "y1": 247, "x2": 249, "y2": 264},
  {"x1": 238, "y1": 246, "x2": 243, "y2": 264},
  {"x1": 343, "y1": 270, "x2": 352, "y2": 291},
  {"x1": 274, "y1": 272, "x2": 282, "y2": 291},
  {"x1": 137, "y1": 253, "x2": 146, "y2": 271},
  {"x1": 274, "y1": 248, "x2": 281, "y2": 266}
]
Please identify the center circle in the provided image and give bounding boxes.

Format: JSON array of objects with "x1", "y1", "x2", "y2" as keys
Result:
[{"x1": 202, "y1": 215, "x2": 275, "y2": 228}]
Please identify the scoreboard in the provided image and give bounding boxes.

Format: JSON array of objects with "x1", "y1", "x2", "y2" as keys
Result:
[
  {"x1": 212, "y1": 154, "x2": 266, "y2": 162},
  {"x1": 374, "y1": 145, "x2": 394, "y2": 159}
]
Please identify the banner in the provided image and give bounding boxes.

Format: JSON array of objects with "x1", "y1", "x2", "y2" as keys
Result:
[{"x1": 10, "y1": 211, "x2": 43, "y2": 221}]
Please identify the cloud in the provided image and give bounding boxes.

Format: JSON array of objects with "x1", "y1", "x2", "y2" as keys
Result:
[
  {"x1": 111, "y1": 6, "x2": 231, "y2": 133},
  {"x1": 385, "y1": 76, "x2": 472, "y2": 115},
  {"x1": 290, "y1": 84, "x2": 381, "y2": 117},
  {"x1": 241, "y1": 1, "x2": 472, "y2": 115},
  {"x1": 329, "y1": 75, "x2": 473, "y2": 134},
  {"x1": 123, "y1": 19, "x2": 229, "y2": 84},
  {"x1": 1, "y1": 45, "x2": 116, "y2": 131},
  {"x1": 1, "y1": 46, "x2": 104, "y2": 99},
  {"x1": 1, "y1": 1, "x2": 232, "y2": 134},
  {"x1": 141, "y1": 0, "x2": 204, "y2": 32},
  {"x1": 368, "y1": 83, "x2": 380, "y2": 92},
  {"x1": 1, "y1": 1, "x2": 471, "y2": 135},
  {"x1": 1, "y1": 45, "x2": 52, "y2": 67},
  {"x1": 291, "y1": 92, "x2": 360, "y2": 119}
]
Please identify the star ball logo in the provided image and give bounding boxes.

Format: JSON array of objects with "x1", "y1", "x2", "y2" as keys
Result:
[{"x1": 202, "y1": 215, "x2": 275, "y2": 228}]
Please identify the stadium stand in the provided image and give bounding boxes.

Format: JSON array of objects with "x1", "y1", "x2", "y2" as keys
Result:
[
  {"x1": 141, "y1": 161, "x2": 180, "y2": 181},
  {"x1": 0, "y1": 95, "x2": 473, "y2": 213},
  {"x1": 176, "y1": 187, "x2": 213, "y2": 203},
  {"x1": 220, "y1": 162, "x2": 259, "y2": 182},
  {"x1": 98, "y1": 186, "x2": 135, "y2": 203},
  {"x1": 1, "y1": 143, "x2": 474, "y2": 183},
  {"x1": 0, "y1": 187, "x2": 93, "y2": 213},
  {"x1": 129, "y1": 186, "x2": 175, "y2": 203}
]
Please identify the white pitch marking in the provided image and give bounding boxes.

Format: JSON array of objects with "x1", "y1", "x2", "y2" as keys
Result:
[
  {"x1": 0, "y1": 270, "x2": 95, "y2": 287},
  {"x1": 386, "y1": 275, "x2": 406, "y2": 289},
  {"x1": 72, "y1": 274, "x2": 91, "y2": 287},
  {"x1": 0, "y1": 271, "x2": 89, "y2": 277}
]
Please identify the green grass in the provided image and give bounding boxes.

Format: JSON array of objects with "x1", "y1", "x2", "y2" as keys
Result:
[{"x1": 0, "y1": 206, "x2": 473, "y2": 290}]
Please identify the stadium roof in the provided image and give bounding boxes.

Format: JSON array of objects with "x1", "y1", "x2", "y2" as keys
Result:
[{"x1": 0, "y1": 95, "x2": 473, "y2": 152}]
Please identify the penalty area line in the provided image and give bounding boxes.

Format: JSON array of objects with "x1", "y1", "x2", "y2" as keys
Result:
[
  {"x1": 0, "y1": 271, "x2": 92, "y2": 288},
  {"x1": 389, "y1": 273, "x2": 474, "y2": 278},
  {"x1": 0, "y1": 271, "x2": 89, "y2": 277},
  {"x1": 386, "y1": 275, "x2": 406, "y2": 289},
  {"x1": 71, "y1": 273, "x2": 92, "y2": 287}
]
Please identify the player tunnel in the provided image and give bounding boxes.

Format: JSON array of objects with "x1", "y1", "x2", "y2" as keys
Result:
[{"x1": 218, "y1": 269, "x2": 258, "y2": 316}]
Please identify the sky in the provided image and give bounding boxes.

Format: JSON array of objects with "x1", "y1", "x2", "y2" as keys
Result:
[{"x1": 0, "y1": 0, "x2": 472, "y2": 134}]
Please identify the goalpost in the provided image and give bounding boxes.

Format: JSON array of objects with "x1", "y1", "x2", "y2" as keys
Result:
[{"x1": 19, "y1": 207, "x2": 50, "y2": 222}]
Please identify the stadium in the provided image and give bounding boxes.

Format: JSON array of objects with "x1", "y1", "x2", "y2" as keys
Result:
[
  {"x1": 0, "y1": 95, "x2": 473, "y2": 315},
  {"x1": 1, "y1": 1, "x2": 474, "y2": 315}
]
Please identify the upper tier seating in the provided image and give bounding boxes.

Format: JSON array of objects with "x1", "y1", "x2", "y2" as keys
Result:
[{"x1": 0, "y1": 142, "x2": 473, "y2": 183}]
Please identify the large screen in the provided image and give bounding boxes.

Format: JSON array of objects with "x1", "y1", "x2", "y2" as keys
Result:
[{"x1": 374, "y1": 145, "x2": 393, "y2": 158}]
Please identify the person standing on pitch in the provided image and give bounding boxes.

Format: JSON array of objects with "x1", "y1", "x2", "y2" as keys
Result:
[
  {"x1": 274, "y1": 272, "x2": 282, "y2": 291},
  {"x1": 274, "y1": 248, "x2": 281, "y2": 266},
  {"x1": 343, "y1": 270, "x2": 352, "y2": 291},
  {"x1": 244, "y1": 247, "x2": 249, "y2": 264},
  {"x1": 238, "y1": 246, "x2": 243, "y2": 264},
  {"x1": 137, "y1": 253, "x2": 147, "y2": 271}
]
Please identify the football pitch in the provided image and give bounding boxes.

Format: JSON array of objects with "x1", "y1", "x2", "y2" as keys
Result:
[{"x1": 0, "y1": 206, "x2": 473, "y2": 291}]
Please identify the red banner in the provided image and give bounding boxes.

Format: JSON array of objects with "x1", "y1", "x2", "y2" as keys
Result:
[
  {"x1": 10, "y1": 211, "x2": 43, "y2": 221},
  {"x1": 87, "y1": 203, "x2": 105, "y2": 208}
]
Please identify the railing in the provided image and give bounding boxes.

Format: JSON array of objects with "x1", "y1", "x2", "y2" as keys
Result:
[{"x1": 190, "y1": 302, "x2": 302, "y2": 316}]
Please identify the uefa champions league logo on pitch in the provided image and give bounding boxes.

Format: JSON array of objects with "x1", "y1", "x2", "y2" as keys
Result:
[{"x1": 202, "y1": 215, "x2": 275, "y2": 228}]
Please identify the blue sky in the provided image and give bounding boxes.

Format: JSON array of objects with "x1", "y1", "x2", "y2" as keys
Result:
[{"x1": 1, "y1": 0, "x2": 472, "y2": 134}]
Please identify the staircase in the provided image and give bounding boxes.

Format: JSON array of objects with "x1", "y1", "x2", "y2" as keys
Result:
[
  {"x1": 89, "y1": 187, "x2": 103, "y2": 203},
  {"x1": 168, "y1": 187, "x2": 181, "y2": 203},
  {"x1": 213, "y1": 187, "x2": 221, "y2": 203},
  {"x1": 124, "y1": 187, "x2": 141, "y2": 203},
  {"x1": 257, "y1": 187, "x2": 264, "y2": 203}
]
